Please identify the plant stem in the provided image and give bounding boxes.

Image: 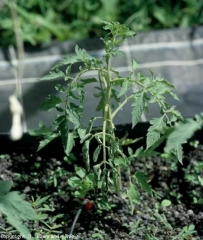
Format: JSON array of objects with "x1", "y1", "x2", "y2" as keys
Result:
[
  {"x1": 112, "y1": 95, "x2": 134, "y2": 119},
  {"x1": 102, "y1": 54, "x2": 123, "y2": 197}
]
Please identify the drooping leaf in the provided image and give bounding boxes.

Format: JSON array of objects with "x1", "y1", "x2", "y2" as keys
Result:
[
  {"x1": 134, "y1": 147, "x2": 159, "y2": 158},
  {"x1": 175, "y1": 144, "x2": 183, "y2": 164},
  {"x1": 147, "y1": 131, "x2": 171, "y2": 152},
  {"x1": 147, "y1": 131, "x2": 160, "y2": 150},
  {"x1": 86, "y1": 117, "x2": 96, "y2": 134},
  {"x1": 96, "y1": 94, "x2": 105, "y2": 111},
  {"x1": 80, "y1": 133, "x2": 92, "y2": 144},
  {"x1": 82, "y1": 140, "x2": 90, "y2": 172},
  {"x1": 77, "y1": 128, "x2": 86, "y2": 140},
  {"x1": 54, "y1": 115, "x2": 68, "y2": 153},
  {"x1": 126, "y1": 183, "x2": 140, "y2": 214},
  {"x1": 55, "y1": 84, "x2": 66, "y2": 93},
  {"x1": 135, "y1": 171, "x2": 152, "y2": 194},
  {"x1": 93, "y1": 145, "x2": 102, "y2": 162},
  {"x1": 56, "y1": 106, "x2": 64, "y2": 112},
  {"x1": 147, "y1": 117, "x2": 166, "y2": 149},
  {"x1": 66, "y1": 105, "x2": 80, "y2": 129},
  {"x1": 117, "y1": 80, "x2": 130, "y2": 97},
  {"x1": 40, "y1": 70, "x2": 64, "y2": 80},
  {"x1": 40, "y1": 95, "x2": 63, "y2": 111},
  {"x1": 165, "y1": 119, "x2": 201, "y2": 152},
  {"x1": 131, "y1": 91, "x2": 145, "y2": 128},
  {"x1": 149, "y1": 79, "x2": 174, "y2": 95},
  {"x1": 65, "y1": 131, "x2": 75, "y2": 156},
  {"x1": 52, "y1": 55, "x2": 80, "y2": 69},
  {"x1": 167, "y1": 106, "x2": 183, "y2": 121},
  {"x1": 80, "y1": 78, "x2": 98, "y2": 86},
  {"x1": 120, "y1": 137, "x2": 143, "y2": 146},
  {"x1": 37, "y1": 133, "x2": 59, "y2": 151},
  {"x1": 29, "y1": 122, "x2": 52, "y2": 136}
]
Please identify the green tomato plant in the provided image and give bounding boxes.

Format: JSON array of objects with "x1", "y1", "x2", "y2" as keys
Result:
[{"x1": 30, "y1": 21, "x2": 184, "y2": 214}]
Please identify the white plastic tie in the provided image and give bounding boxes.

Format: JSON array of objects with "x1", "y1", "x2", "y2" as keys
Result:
[{"x1": 9, "y1": 95, "x2": 23, "y2": 141}]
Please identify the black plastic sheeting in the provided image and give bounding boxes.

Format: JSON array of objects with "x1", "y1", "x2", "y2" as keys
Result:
[{"x1": 0, "y1": 26, "x2": 202, "y2": 133}]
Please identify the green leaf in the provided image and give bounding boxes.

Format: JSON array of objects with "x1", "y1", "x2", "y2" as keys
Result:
[
  {"x1": 52, "y1": 55, "x2": 80, "y2": 69},
  {"x1": 165, "y1": 119, "x2": 201, "y2": 152},
  {"x1": 34, "y1": 196, "x2": 50, "y2": 207},
  {"x1": 188, "y1": 224, "x2": 195, "y2": 231},
  {"x1": 147, "y1": 132, "x2": 171, "y2": 153},
  {"x1": 147, "y1": 131, "x2": 160, "y2": 150},
  {"x1": 131, "y1": 91, "x2": 145, "y2": 128},
  {"x1": 147, "y1": 117, "x2": 166, "y2": 149},
  {"x1": 7, "y1": 216, "x2": 31, "y2": 239},
  {"x1": 161, "y1": 199, "x2": 171, "y2": 207},
  {"x1": 38, "y1": 133, "x2": 59, "y2": 151},
  {"x1": 54, "y1": 115, "x2": 69, "y2": 154},
  {"x1": 82, "y1": 140, "x2": 90, "y2": 172},
  {"x1": 120, "y1": 137, "x2": 143, "y2": 146},
  {"x1": 80, "y1": 133, "x2": 92, "y2": 144},
  {"x1": 111, "y1": 48, "x2": 125, "y2": 57},
  {"x1": 56, "y1": 106, "x2": 64, "y2": 112},
  {"x1": 114, "y1": 157, "x2": 127, "y2": 167},
  {"x1": 0, "y1": 192, "x2": 38, "y2": 220},
  {"x1": 96, "y1": 94, "x2": 105, "y2": 111},
  {"x1": 68, "y1": 176, "x2": 81, "y2": 188},
  {"x1": 131, "y1": 59, "x2": 139, "y2": 70},
  {"x1": 93, "y1": 145, "x2": 102, "y2": 162},
  {"x1": 86, "y1": 117, "x2": 96, "y2": 134},
  {"x1": 92, "y1": 233, "x2": 104, "y2": 239},
  {"x1": 0, "y1": 181, "x2": 13, "y2": 195},
  {"x1": 166, "y1": 90, "x2": 180, "y2": 101},
  {"x1": 167, "y1": 106, "x2": 183, "y2": 120},
  {"x1": 117, "y1": 80, "x2": 130, "y2": 97},
  {"x1": 75, "y1": 166, "x2": 86, "y2": 179},
  {"x1": 149, "y1": 79, "x2": 174, "y2": 95},
  {"x1": 198, "y1": 176, "x2": 203, "y2": 186},
  {"x1": 40, "y1": 70, "x2": 64, "y2": 80},
  {"x1": 126, "y1": 183, "x2": 140, "y2": 214},
  {"x1": 66, "y1": 105, "x2": 80, "y2": 129},
  {"x1": 77, "y1": 128, "x2": 86, "y2": 140},
  {"x1": 65, "y1": 131, "x2": 75, "y2": 156},
  {"x1": 40, "y1": 95, "x2": 63, "y2": 111},
  {"x1": 135, "y1": 172, "x2": 152, "y2": 194},
  {"x1": 75, "y1": 45, "x2": 95, "y2": 62},
  {"x1": 69, "y1": 91, "x2": 79, "y2": 100},
  {"x1": 175, "y1": 144, "x2": 183, "y2": 164},
  {"x1": 55, "y1": 84, "x2": 66, "y2": 93},
  {"x1": 29, "y1": 122, "x2": 52, "y2": 136},
  {"x1": 80, "y1": 78, "x2": 98, "y2": 85}
]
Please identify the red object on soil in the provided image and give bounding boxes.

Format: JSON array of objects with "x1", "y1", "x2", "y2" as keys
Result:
[
  {"x1": 85, "y1": 201, "x2": 93, "y2": 211},
  {"x1": 81, "y1": 198, "x2": 93, "y2": 211}
]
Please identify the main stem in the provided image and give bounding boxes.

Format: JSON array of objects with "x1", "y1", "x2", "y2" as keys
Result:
[{"x1": 102, "y1": 54, "x2": 122, "y2": 197}]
